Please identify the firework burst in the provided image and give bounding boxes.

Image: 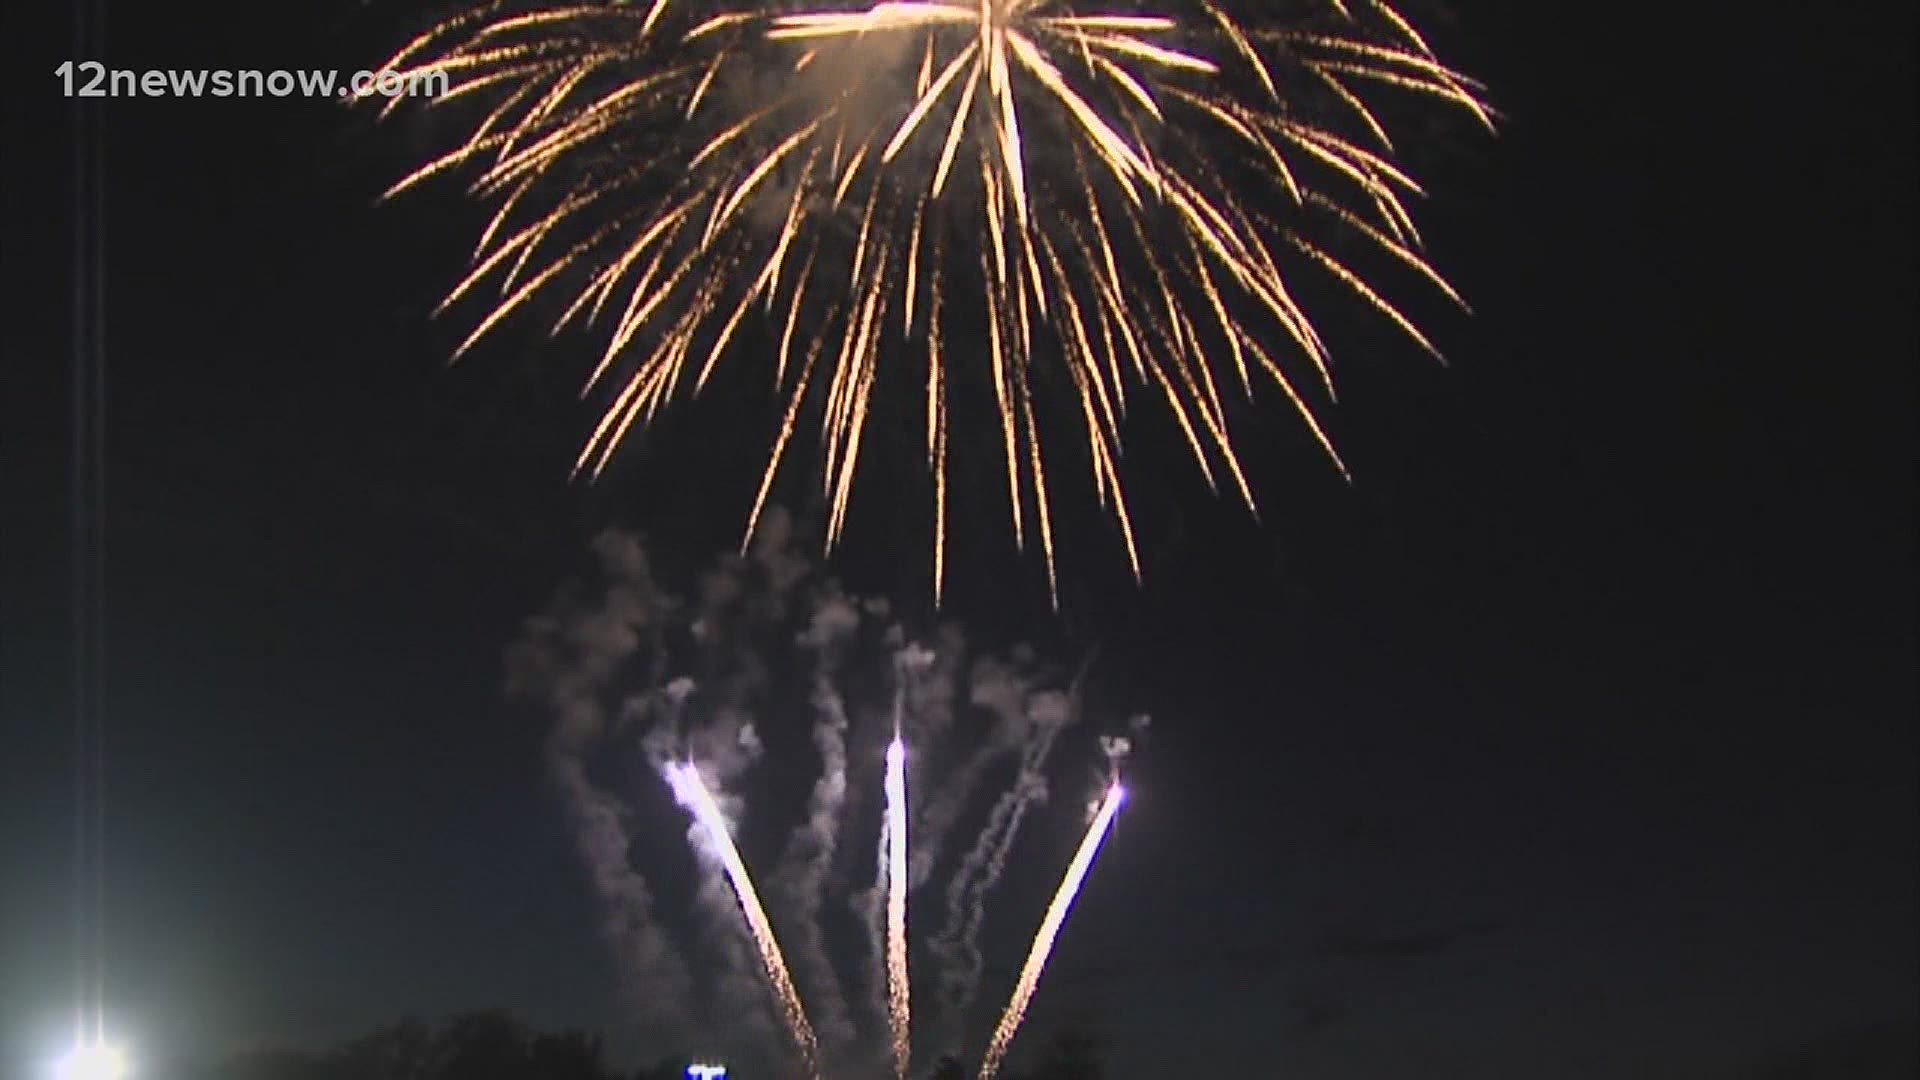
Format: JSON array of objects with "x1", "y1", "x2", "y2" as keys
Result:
[{"x1": 376, "y1": 0, "x2": 1489, "y2": 600}]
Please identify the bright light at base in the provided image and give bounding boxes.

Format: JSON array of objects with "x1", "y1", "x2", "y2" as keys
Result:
[{"x1": 56, "y1": 1044, "x2": 127, "y2": 1080}]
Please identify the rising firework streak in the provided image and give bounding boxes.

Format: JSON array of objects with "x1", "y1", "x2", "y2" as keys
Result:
[
  {"x1": 667, "y1": 762, "x2": 821, "y2": 1075},
  {"x1": 884, "y1": 737, "x2": 912, "y2": 1076},
  {"x1": 977, "y1": 781, "x2": 1126, "y2": 1080}
]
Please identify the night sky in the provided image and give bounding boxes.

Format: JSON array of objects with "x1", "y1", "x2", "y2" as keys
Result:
[{"x1": 3, "y1": 2, "x2": 1915, "y2": 1078}]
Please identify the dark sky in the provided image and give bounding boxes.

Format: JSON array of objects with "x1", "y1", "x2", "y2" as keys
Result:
[{"x1": 3, "y1": 2, "x2": 1915, "y2": 1078}]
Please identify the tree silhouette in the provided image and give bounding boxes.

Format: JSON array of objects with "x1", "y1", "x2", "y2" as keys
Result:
[
  {"x1": 527, "y1": 1028, "x2": 611, "y2": 1079},
  {"x1": 333, "y1": 1018, "x2": 436, "y2": 1080},
  {"x1": 631, "y1": 1055, "x2": 694, "y2": 1080},
  {"x1": 432, "y1": 1011, "x2": 531, "y2": 1079},
  {"x1": 198, "y1": 1014, "x2": 1114, "y2": 1080},
  {"x1": 1036, "y1": 1029, "x2": 1104, "y2": 1080},
  {"x1": 199, "y1": 1013, "x2": 624, "y2": 1080}
]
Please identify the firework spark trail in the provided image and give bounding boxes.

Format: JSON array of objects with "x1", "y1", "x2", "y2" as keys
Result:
[
  {"x1": 977, "y1": 781, "x2": 1126, "y2": 1080},
  {"x1": 380, "y1": 1, "x2": 1490, "y2": 595},
  {"x1": 884, "y1": 736, "x2": 912, "y2": 1077},
  {"x1": 854, "y1": 671, "x2": 912, "y2": 1061},
  {"x1": 667, "y1": 761, "x2": 821, "y2": 1075}
]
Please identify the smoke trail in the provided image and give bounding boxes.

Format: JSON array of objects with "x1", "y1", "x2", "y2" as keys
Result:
[
  {"x1": 512, "y1": 519, "x2": 1139, "y2": 1075},
  {"x1": 668, "y1": 761, "x2": 821, "y2": 1076},
  {"x1": 942, "y1": 769, "x2": 1046, "y2": 1023},
  {"x1": 884, "y1": 737, "x2": 911, "y2": 1078},
  {"x1": 932, "y1": 688, "x2": 1073, "y2": 1039},
  {"x1": 910, "y1": 745, "x2": 996, "y2": 891},
  {"x1": 774, "y1": 695, "x2": 855, "y2": 1052},
  {"x1": 856, "y1": 805, "x2": 889, "y2": 1062},
  {"x1": 772, "y1": 613, "x2": 860, "y2": 1060},
  {"x1": 928, "y1": 657, "x2": 1048, "y2": 915},
  {"x1": 910, "y1": 735, "x2": 1008, "y2": 892},
  {"x1": 932, "y1": 771, "x2": 1039, "y2": 1040},
  {"x1": 545, "y1": 748, "x2": 693, "y2": 1037},
  {"x1": 977, "y1": 782, "x2": 1127, "y2": 1080},
  {"x1": 895, "y1": 633, "x2": 958, "y2": 826},
  {"x1": 505, "y1": 532, "x2": 692, "y2": 1041},
  {"x1": 906, "y1": 630, "x2": 1013, "y2": 895}
]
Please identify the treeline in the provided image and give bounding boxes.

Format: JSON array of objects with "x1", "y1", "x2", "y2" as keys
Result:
[
  {"x1": 192, "y1": 1012, "x2": 663, "y2": 1080},
  {"x1": 186, "y1": 1011, "x2": 1107, "y2": 1080}
]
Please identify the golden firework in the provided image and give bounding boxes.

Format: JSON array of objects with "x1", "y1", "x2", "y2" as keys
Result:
[{"x1": 375, "y1": 0, "x2": 1490, "y2": 602}]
